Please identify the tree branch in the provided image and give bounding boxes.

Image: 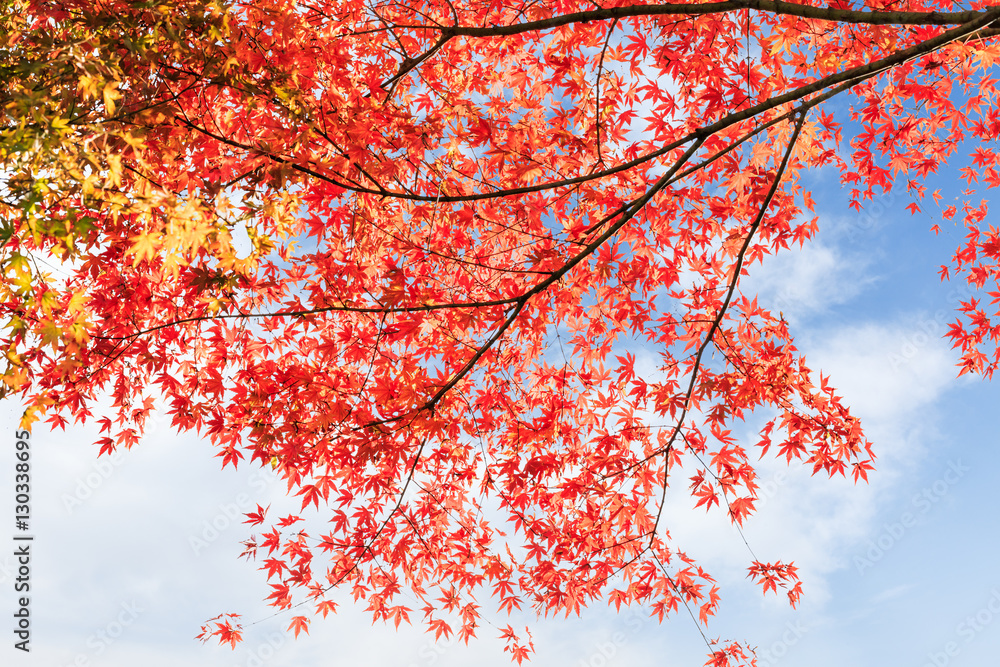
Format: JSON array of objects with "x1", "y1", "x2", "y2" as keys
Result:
[
  {"x1": 646, "y1": 111, "x2": 806, "y2": 544},
  {"x1": 427, "y1": 1, "x2": 997, "y2": 38}
]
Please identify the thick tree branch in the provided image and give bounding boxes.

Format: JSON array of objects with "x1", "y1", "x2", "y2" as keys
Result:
[
  {"x1": 426, "y1": 1, "x2": 997, "y2": 37},
  {"x1": 363, "y1": 137, "x2": 709, "y2": 428},
  {"x1": 173, "y1": 16, "x2": 1000, "y2": 208},
  {"x1": 93, "y1": 16, "x2": 1000, "y2": 354}
]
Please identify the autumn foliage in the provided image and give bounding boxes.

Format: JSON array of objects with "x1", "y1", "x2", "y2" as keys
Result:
[{"x1": 4, "y1": 0, "x2": 1000, "y2": 663}]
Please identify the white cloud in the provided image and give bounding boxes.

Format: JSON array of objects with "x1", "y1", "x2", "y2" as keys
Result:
[
  {"x1": 2, "y1": 196, "x2": 985, "y2": 667},
  {"x1": 806, "y1": 320, "x2": 959, "y2": 430},
  {"x1": 743, "y1": 238, "x2": 875, "y2": 323},
  {"x1": 869, "y1": 582, "x2": 915, "y2": 605},
  {"x1": 650, "y1": 313, "x2": 963, "y2": 615}
]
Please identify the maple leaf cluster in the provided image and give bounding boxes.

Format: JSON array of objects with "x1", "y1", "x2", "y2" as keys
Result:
[{"x1": 4, "y1": 0, "x2": 1000, "y2": 665}]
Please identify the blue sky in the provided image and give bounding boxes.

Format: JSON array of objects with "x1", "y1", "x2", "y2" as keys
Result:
[{"x1": 4, "y1": 132, "x2": 1000, "y2": 667}]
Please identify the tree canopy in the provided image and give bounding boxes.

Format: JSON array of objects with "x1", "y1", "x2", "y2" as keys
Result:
[{"x1": 3, "y1": 0, "x2": 1000, "y2": 664}]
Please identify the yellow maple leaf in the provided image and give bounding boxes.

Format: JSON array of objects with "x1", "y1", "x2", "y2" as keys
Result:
[{"x1": 129, "y1": 232, "x2": 161, "y2": 265}]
